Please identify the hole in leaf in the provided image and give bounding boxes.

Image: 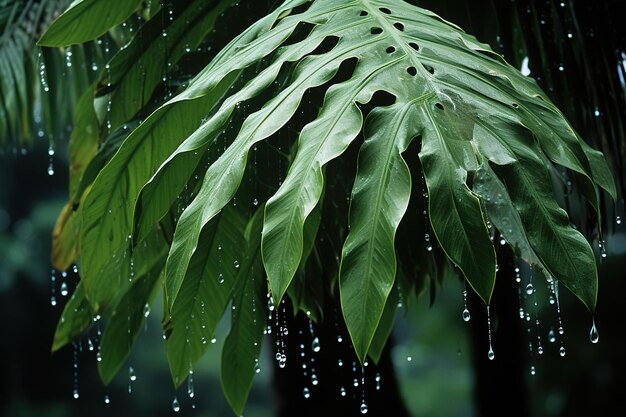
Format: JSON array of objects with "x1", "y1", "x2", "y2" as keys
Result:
[
  {"x1": 407, "y1": 67, "x2": 417, "y2": 76},
  {"x1": 360, "y1": 10, "x2": 368, "y2": 16},
  {"x1": 393, "y1": 22, "x2": 405, "y2": 31},
  {"x1": 370, "y1": 27, "x2": 383, "y2": 35},
  {"x1": 386, "y1": 46, "x2": 396, "y2": 54},
  {"x1": 423, "y1": 64, "x2": 434, "y2": 74},
  {"x1": 379, "y1": 7, "x2": 392, "y2": 14},
  {"x1": 435, "y1": 102, "x2": 444, "y2": 110},
  {"x1": 279, "y1": 22, "x2": 316, "y2": 47},
  {"x1": 358, "y1": 90, "x2": 397, "y2": 114},
  {"x1": 512, "y1": 103, "x2": 520, "y2": 108},
  {"x1": 309, "y1": 35, "x2": 340, "y2": 56},
  {"x1": 409, "y1": 42, "x2": 420, "y2": 51}
]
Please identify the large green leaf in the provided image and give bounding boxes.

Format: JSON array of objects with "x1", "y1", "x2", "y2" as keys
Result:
[
  {"x1": 221, "y1": 209, "x2": 266, "y2": 416},
  {"x1": 339, "y1": 103, "x2": 419, "y2": 361},
  {"x1": 156, "y1": 0, "x2": 612, "y2": 332},
  {"x1": 77, "y1": 0, "x2": 300, "y2": 306},
  {"x1": 38, "y1": 0, "x2": 143, "y2": 47},
  {"x1": 164, "y1": 205, "x2": 247, "y2": 386}
]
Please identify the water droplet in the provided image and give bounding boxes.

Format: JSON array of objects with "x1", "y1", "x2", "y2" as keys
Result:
[
  {"x1": 559, "y1": 346, "x2": 566, "y2": 357},
  {"x1": 211, "y1": 337, "x2": 217, "y2": 344},
  {"x1": 360, "y1": 403, "x2": 369, "y2": 414},
  {"x1": 96, "y1": 351, "x2": 102, "y2": 362},
  {"x1": 311, "y1": 374, "x2": 318, "y2": 385},
  {"x1": 338, "y1": 359, "x2": 343, "y2": 367},
  {"x1": 217, "y1": 273, "x2": 225, "y2": 284},
  {"x1": 462, "y1": 308, "x2": 471, "y2": 322},
  {"x1": 172, "y1": 396, "x2": 180, "y2": 412},
  {"x1": 406, "y1": 356, "x2": 412, "y2": 362},
  {"x1": 252, "y1": 198, "x2": 259, "y2": 206},
  {"x1": 617, "y1": 216, "x2": 622, "y2": 225},
  {"x1": 558, "y1": 326, "x2": 564, "y2": 335},
  {"x1": 254, "y1": 361, "x2": 261, "y2": 374},
  {"x1": 548, "y1": 328, "x2": 556, "y2": 343},
  {"x1": 104, "y1": 395, "x2": 110, "y2": 404},
  {"x1": 50, "y1": 296, "x2": 57, "y2": 306},
  {"x1": 303, "y1": 387, "x2": 310, "y2": 399},
  {"x1": 311, "y1": 337, "x2": 321, "y2": 353},
  {"x1": 143, "y1": 303, "x2": 150, "y2": 318},
  {"x1": 487, "y1": 348, "x2": 495, "y2": 360},
  {"x1": 60, "y1": 282, "x2": 69, "y2": 297},
  {"x1": 73, "y1": 389, "x2": 79, "y2": 399},
  {"x1": 129, "y1": 366, "x2": 137, "y2": 381},
  {"x1": 337, "y1": 335, "x2": 343, "y2": 343},
  {"x1": 589, "y1": 319, "x2": 599, "y2": 343},
  {"x1": 530, "y1": 365, "x2": 536, "y2": 376},
  {"x1": 233, "y1": 260, "x2": 240, "y2": 269},
  {"x1": 537, "y1": 346, "x2": 544, "y2": 355},
  {"x1": 340, "y1": 386, "x2": 346, "y2": 396}
]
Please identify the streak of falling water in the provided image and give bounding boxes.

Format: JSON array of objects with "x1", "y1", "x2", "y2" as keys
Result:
[
  {"x1": 38, "y1": 50, "x2": 50, "y2": 92},
  {"x1": 47, "y1": 144, "x2": 55, "y2": 176},
  {"x1": 462, "y1": 281, "x2": 470, "y2": 322},
  {"x1": 72, "y1": 342, "x2": 79, "y2": 399},
  {"x1": 50, "y1": 269, "x2": 57, "y2": 306},
  {"x1": 486, "y1": 305, "x2": 495, "y2": 360},
  {"x1": 128, "y1": 366, "x2": 136, "y2": 393},
  {"x1": 598, "y1": 239, "x2": 607, "y2": 259},
  {"x1": 360, "y1": 365, "x2": 368, "y2": 414},
  {"x1": 60, "y1": 271, "x2": 68, "y2": 296},
  {"x1": 375, "y1": 372, "x2": 381, "y2": 391},
  {"x1": 187, "y1": 370, "x2": 195, "y2": 400}
]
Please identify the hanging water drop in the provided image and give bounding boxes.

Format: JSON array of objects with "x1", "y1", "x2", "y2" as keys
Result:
[
  {"x1": 462, "y1": 285, "x2": 470, "y2": 322},
  {"x1": 461, "y1": 308, "x2": 471, "y2": 322},
  {"x1": 311, "y1": 337, "x2": 321, "y2": 353},
  {"x1": 589, "y1": 318, "x2": 599, "y2": 344},
  {"x1": 60, "y1": 282, "x2": 69, "y2": 297},
  {"x1": 172, "y1": 396, "x2": 180, "y2": 412},
  {"x1": 548, "y1": 328, "x2": 556, "y2": 343}
]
